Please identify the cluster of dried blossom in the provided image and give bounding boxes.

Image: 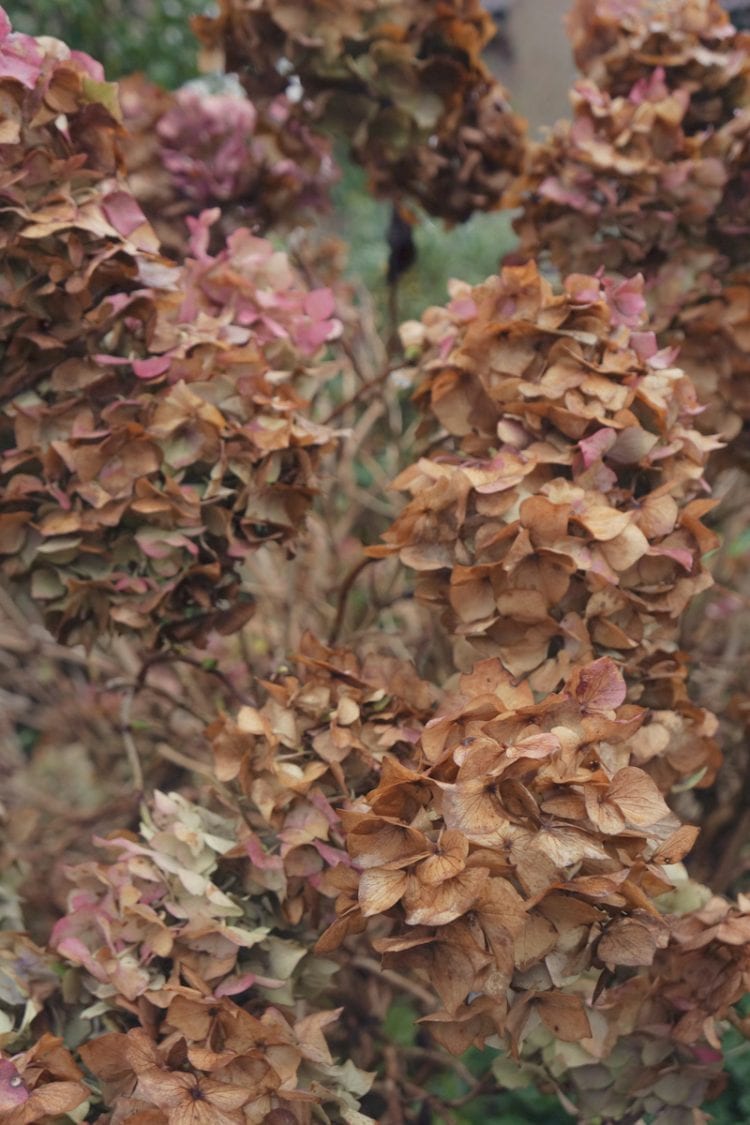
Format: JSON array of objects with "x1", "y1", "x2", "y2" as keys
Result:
[
  {"x1": 1, "y1": 3, "x2": 750, "y2": 1124},
  {"x1": 0, "y1": 789, "x2": 377, "y2": 1123},
  {"x1": 378, "y1": 265, "x2": 721, "y2": 791},
  {"x1": 196, "y1": 0, "x2": 526, "y2": 221},
  {"x1": 315, "y1": 263, "x2": 750, "y2": 1119},
  {"x1": 0, "y1": 24, "x2": 369, "y2": 1116},
  {"x1": 0, "y1": 21, "x2": 342, "y2": 647},
  {"x1": 119, "y1": 75, "x2": 338, "y2": 256},
  {"x1": 513, "y1": 0, "x2": 750, "y2": 438}
]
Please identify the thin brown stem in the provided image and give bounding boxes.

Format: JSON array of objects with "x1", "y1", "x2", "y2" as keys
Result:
[
  {"x1": 120, "y1": 689, "x2": 144, "y2": 794},
  {"x1": 352, "y1": 955, "x2": 436, "y2": 1010},
  {"x1": 328, "y1": 557, "x2": 377, "y2": 646},
  {"x1": 322, "y1": 365, "x2": 393, "y2": 426}
]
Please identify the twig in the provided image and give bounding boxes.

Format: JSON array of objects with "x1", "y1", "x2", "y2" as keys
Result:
[
  {"x1": 387, "y1": 278, "x2": 401, "y2": 358},
  {"x1": 137, "y1": 681, "x2": 211, "y2": 725},
  {"x1": 352, "y1": 955, "x2": 436, "y2": 1009},
  {"x1": 135, "y1": 651, "x2": 258, "y2": 708},
  {"x1": 152, "y1": 740, "x2": 215, "y2": 778},
  {"x1": 401, "y1": 1047, "x2": 476, "y2": 1088},
  {"x1": 322, "y1": 365, "x2": 393, "y2": 426},
  {"x1": 711, "y1": 806, "x2": 750, "y2": 894},
  {"x1": 120, "y1": 689, "x2": 144, "y2": 794},
  {"x1": 442, "y1": 1074, "x2": 497, "y2": 1109},
  {"x1": 383, "y1": 1044, "x2": 406, "y2": 1124},
  {"x1": 328, "y1": 557, "x2": 377, "y2": 646}
]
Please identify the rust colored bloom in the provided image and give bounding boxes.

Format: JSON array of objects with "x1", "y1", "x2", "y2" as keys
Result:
[
  {"x1": 374, "y1": 264, "x2": 720, "y2": 790},
  {"x1": 0, "y1": 23, "x2": 341, "y2": 646},
  {"x1": 196, "y1": 0, "x2": 525, "y2": 221},
  {"x1": 514, "y1": 0, "x2": 750, "y2": 438}
]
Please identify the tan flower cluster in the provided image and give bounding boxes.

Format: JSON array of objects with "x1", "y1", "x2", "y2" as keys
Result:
[
  {"x1": 0, "y1": 1035, "x2": 90, "y2": 1125},
  {"x1": 80, "y1": 1014, "x2": 371, "y2": 1125},
  {"x1": 195, "y1": 0, "x2": 525, "y2": 222},
  {"x1": 31, "y1": 637, "x2": 434, "y2": 1120},
  {"x1": 319, "y1": 657, "x2": 700, "y2": 1050},
  {"x1": 568, "y1": 0, "x2": 739, "y2": 101},
  {"x1": 372, "y1": 263, "x2": 720, "y2": 790},
  {"x1": 513, "y1": 0, "x2": 750, "y2": 438},
  {"x1": 0, "y1": 25, "x2": 341, "y2": 647},
  {"x1": 47, "y1": 788, "x2": 373, "y2": 1121},
  {"x1": 509, "y1": 883, "x2": 750, "y2": 1122},
  {"x1": 210, "y1": 633, "x2": 436, "y2": 927}
]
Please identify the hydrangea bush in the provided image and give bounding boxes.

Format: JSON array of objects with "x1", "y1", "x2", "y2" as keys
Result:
[{"x1": 1, "y1": 4, "x2": 749, "y2": 1125}]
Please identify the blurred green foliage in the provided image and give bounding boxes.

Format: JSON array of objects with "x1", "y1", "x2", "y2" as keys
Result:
[
  {"x1": 330, "y1": 156, "x2": 518, "y2": 325},
  {"x1": 383, "y1": 1000, "x2": 569, "y2": 1124},
  {"x1": 4, "y1": 0, "x2": 209, "y2": 87},
  {"x1": 707, "y1": 998, "x2": 750, "y2": 1123}
]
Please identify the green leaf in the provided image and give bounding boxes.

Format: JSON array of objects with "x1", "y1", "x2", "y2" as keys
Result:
[{"x1": 81, "y1": 75, "x2": 121, "y2": 119}]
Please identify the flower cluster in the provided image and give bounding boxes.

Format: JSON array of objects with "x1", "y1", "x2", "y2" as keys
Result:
[
  {"x1": 51, "y1": 791, "x2": 282, "y2": 1009},
  {"x1": 567, "y1": 0, "x2": 739, "y2": 102},
  {"x1": 120, "y1": 75, "x2": 338, "y2": 255},
  {"x1": 513, "y1": 0, "x2": 750, "y2": 437},
  {"x1": 0, "y1": 1035, "x2": 90, "y2": 1125},
  {"x1": 48, "y1": 788, "x2": 373, "y2": 1121},
  {"x1": 37, "y1": 637, "x2": 433, "y2": 1119},
  {"x1": 508, "y1": 880, "x2": 750, "y2": 1122},
  {"x1": 0, "y1": 22, "x2": 341, "y2": 646},
  {"x1": 80, "y1": 1015, "x2": 371, "y2": 1124},
  {"x1": 373, "y1": 264, "x2": 720, "y2": 790},
  {"x1": 210, "y1": 633, "x2": 436, "y2": 928},
  {"x1": 196, "y1": 0, "x2": 525, "y2": 221},
  {"x1": 320, "y1": 657, "x2": 700, "y2": 1050},
  {"x1": 46, "y1": 787, "x2": 373, "y2": 1120}
]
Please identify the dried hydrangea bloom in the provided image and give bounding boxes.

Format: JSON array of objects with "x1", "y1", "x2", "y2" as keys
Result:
[
  {"x1": 0, "y1": 17, "x2": 342, "y2": 646},
  {"x1": 0, "y1": 1035, "x2": 91, "y2": 1125},
  {"x1": 506, "y1": 880, "x2": 750, "y2": 1122},
  {"x1": 81, "y1": 1013, "x2": 372, "y2": 1124},
  {"x1": 567, "y1": 0, "x2": 739, "y2": 101},
  {"x1": 48, "y1": 788, "x2": 373, "y2": 1119},
  {"x1": 373, "y1": 264, "x2": 720, "y2": 788},
  {"x1": 196, "y1": 0, "x2": 525, "y2": 222},
  {"x1": 119, "y1": 75, "x2": 338, "y2": 255},
  {"x1": 50, "y1": 790, "x2": 329, "y2": 1010},
  {"x1": 210, "y1": 632, "x2": 436, "y2": 926},
  {"x1": 319, "y1": 658, "x2": 703, "y2": 1052},
  {"x1": 514, "y1": 0, "x2": 750, "y2": 437}
]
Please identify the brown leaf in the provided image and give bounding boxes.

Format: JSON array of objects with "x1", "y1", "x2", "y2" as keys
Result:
[
  {"x1": 358, "y1": 868, "x2": 408, "y2": 917},
  {"x1": 606, "y1": 767, "x2": 671, "y2": 826},
  {"x1": 403, "y1": 867, "x2": 489, "y2": 926},
  {"x1": 573, "y1": 658, "x2": 627, "y2": 713},
  {"x1": 535, "y1": 991, "x2": 591, "y2": 1041}
]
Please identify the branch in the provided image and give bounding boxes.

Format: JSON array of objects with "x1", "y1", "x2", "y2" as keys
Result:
[
  {"x1": 119, "y1": 689, "x2": 144, "y2": 794},
  {"x1": 328, "y1": 557, "x2": 377, "y2": 646},
  {"x1": 352, "y1": 955, "x2": 437, "y2": 1009}
]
